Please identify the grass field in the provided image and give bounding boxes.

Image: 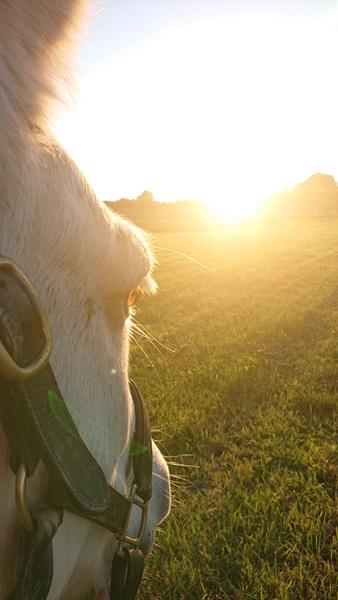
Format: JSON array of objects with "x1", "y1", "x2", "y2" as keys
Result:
[{"x1": 130, "y1": 219, "x2": 337, "y2": 600}]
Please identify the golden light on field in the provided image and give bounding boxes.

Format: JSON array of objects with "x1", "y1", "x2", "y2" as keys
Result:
[{"x1": 55, "y1": 11, "x2": 338, "y2": 223}]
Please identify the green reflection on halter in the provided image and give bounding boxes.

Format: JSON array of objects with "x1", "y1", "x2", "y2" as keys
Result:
[
  {"x1": 47, "y1": 389, "x2": 78, "y2": 438},
  {"x1": 129, "y1": 440, "x2": 148, "y2": 456}
]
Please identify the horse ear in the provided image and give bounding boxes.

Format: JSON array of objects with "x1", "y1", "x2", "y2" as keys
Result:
[{"x1": 0, "y1": 0, "x2": 87, "y2": 147}]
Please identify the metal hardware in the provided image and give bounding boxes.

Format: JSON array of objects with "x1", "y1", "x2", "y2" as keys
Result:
[
  {"x1": 0, "y1": 256, "x2": 52, "y2": 382},
  {"x1": 116, "y1": 483, "x2": 148, "y2": 557},
  {"x1": 15, "y1": 463, "x2": 34, "y2": 531}
]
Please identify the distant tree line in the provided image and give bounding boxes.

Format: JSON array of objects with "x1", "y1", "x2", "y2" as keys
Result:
[
  {"x1": 105, "y1": 173, "x2": 338, "y2": 231},
  {"x1": 262, "y1": 173, "x2": 338, "y2": 219},
  {"x1": 105, "y1": 191, "x2": 215, "y2": 232}
]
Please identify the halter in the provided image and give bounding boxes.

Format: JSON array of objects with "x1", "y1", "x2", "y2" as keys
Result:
[{"x1": 0, "y1": 256, "x2": 153, "y2": 600}]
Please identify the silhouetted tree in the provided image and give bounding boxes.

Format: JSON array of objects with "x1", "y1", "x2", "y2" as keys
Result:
[{"x1": 136, "y1": 190, "x2": 154, "y2": 203}]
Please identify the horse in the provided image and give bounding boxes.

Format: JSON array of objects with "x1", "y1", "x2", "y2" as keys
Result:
[{"x1": 0, "y1": 1, "x2": 171, "y2": 598}]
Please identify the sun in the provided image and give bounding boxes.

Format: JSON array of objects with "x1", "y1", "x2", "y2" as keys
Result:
[
  {"x1": 205, "y1": 190, "x2": 266, "y2": 224},
  {"x1": 54, "y1": 13, "x2": 338, "y2": 223}
]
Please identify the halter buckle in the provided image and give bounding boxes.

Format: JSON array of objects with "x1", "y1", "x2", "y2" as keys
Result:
[{"x1": 116, "y1": 483, "x2": 148, "y2": 557}]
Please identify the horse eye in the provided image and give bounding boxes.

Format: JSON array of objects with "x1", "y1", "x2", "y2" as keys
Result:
[{"x1": 127, "y1": 288, "x2": 139, "y2": 307}]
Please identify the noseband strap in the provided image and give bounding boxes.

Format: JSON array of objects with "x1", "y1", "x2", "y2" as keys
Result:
[
  {"x1": 111, "y1": 548, "x2": 145, "y2": 600},
  {"x1": 128, "y1": 379, "x2": 153, "y2": 501},
  {"x1": 0, "y1": 257, "x2": 153, "y2": 600}
]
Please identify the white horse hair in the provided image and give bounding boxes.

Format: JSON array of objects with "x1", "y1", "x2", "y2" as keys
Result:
[{"x1": 0, "y1": 1, "x2": 170, "y2": 598}]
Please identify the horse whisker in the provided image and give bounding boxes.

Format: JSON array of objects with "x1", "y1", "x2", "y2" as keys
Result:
[
  {"x1": 130, "y1": 333, "x2": 161, "y2": 381},
  {"x1": 131, "y1": 324, "x2": 166, "y2": 359},
  {"x1": 132, "y1": 317, "x2": 176, "y2": 353},
  {"x1": 154, "y1": 245, "x2": 215, "y2": 272}
]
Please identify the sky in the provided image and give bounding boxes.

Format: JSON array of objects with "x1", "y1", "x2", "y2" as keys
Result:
[{"x1": 55, "y1": 0, "x2": 338, "y2": 221}]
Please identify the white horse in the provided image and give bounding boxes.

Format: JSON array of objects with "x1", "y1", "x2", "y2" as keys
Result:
[{"x1": 0, "y1": 1, "x2": 170, "y2": 598}]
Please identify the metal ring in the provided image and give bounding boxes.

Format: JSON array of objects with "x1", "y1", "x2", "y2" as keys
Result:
[{"x1": 15, "y1": 463, "x2": 34, "y2": 531}]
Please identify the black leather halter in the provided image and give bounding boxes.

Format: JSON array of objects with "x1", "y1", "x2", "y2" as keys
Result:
[{"x1": 0, "y1": 257, "x2": 153, "y2": 600}]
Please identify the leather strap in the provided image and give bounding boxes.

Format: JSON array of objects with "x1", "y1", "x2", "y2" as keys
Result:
[
  {"x1": 9, "y1": 507, "x2": 63, "y2": 600},
  {"x1": 0, "y1": 373, "x2": 153, "y2": 599},
  {"x1": 0, "y1": 366, "x2": 110, "y2": 514},
  {"x1": 128, "y1": 380, "x2": 153, "y2": 502},
  {"x1": 49, "y1": 481, "x2": 130, "y2": 536},
  {"x1": 1, "y1": 375, "x2": 153, "y2": 599},
  {"x1": 110, "y1": 549, "x2": 145, "y2": 600},
  {"x1": 46, "y1": 379, "x2": 153, "y2": 535},
  {"x1": 0, "y1": 265, "x2": 109, "y2": 514}
]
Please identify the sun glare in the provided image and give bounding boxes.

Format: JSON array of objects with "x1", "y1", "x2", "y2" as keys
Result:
[
  {"x1": 206, "y1": 187, "x2": 267, "y2": 224},
  {"x1": 55, "y1": 12, "x2": 338, "y2": 223}
]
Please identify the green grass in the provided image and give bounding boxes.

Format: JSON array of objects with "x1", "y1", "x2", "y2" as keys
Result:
[{"x1": 130, "y1": 219, "x2": 337, "y2": 600}]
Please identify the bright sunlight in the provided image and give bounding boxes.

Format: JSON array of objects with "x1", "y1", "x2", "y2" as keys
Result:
[{"x1": 55, "y1": 12, "x2": 338, "y2": 223}]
